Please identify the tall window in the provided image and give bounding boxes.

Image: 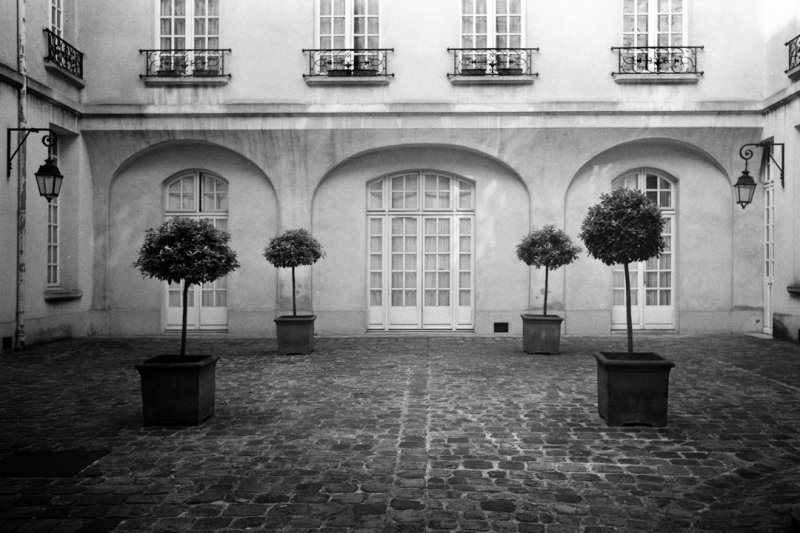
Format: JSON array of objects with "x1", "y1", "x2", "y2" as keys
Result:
[
  {"x1": 318, "y1": 0, "x2": 379, "y2": 50},
  {"x1": 47, "y1": 199, "x2": 59, "y2": 287},
  {"x1": 623, "y1": 0, "x2": 685, "y2": 48},
  {"x1": 164, "y1": 171, "x2": 230, "y2": 330},
  {"x1": 50, "y1": 0, "x2": 63, "y2": 36},
  {"x1": 461, "y1": 0, "x2": 523, "y2": 49},
  {"x1": 158, "y1": 0, "x2": 219, "y2": 73}
]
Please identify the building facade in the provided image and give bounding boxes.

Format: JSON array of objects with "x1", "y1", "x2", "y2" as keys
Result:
[{"x1": 1, "y1": 0, "x2": 799, "y2": 347}]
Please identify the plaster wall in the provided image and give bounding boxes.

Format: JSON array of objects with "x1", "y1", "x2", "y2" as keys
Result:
[{"x1": 107, "y1": 141, "x2": 278, "y2": 336}]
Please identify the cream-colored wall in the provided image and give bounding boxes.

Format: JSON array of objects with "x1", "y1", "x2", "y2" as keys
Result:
[
  {"x1": 107, "y1": 141, "x2": 278, "y2": 336},
  {"x1": 79, "y1": 0, "x2": 770, "y2": 107}
]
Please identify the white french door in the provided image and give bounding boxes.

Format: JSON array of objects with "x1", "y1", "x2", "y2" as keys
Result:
[
  {"x1": 611, "y1": 171, "x2": 676, "y2": 330},
  {"x1": 164, "y1": 172, "x2": 230, "y2": 331},
  {"x1": 367, "y1": 172, "x2": 474, "y2": 330}
]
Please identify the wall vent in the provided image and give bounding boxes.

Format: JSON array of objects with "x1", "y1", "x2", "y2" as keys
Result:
[{"x1": 493, "y1": 322, "x2": 509, "y2": 333}]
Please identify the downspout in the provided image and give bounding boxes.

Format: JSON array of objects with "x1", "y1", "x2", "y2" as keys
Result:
[{"x1": 15, "y1": 0, "x2": 28, "y2": 349}]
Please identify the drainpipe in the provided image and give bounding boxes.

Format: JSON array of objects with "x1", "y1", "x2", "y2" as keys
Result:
[{"x1": 15, "y1": 0, "x2": 28, "y2": 349}]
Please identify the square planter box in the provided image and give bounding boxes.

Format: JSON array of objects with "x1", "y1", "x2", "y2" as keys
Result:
[
  {"x1": 593, "y1": 351, "x2": 675, "y2": 427},
  {"x1": 275, "y1": 315, "x2": 316, "y2": 355},
  {"x1": 521, "y1": 314, "x2": 564, "y2": 354},
  {"x1": 460, "y1": 68, "x2": 486, "y2": 76},
  {"x1": 135, "y1": 355, "x2": 218, "y2": 426}
]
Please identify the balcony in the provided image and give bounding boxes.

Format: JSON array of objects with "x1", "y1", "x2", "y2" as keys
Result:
[
  {"x1": 43, "y1": 29, "x2": 84, "y2": 86},
  {"x1": 447, "y1": 48, "x2": 538, "y2": 85},
  {"x1": 611, "y1": 46, "x2": 703, "y2": 84},
  {"x1": 302, "y1": 49, "x2": 394, "y2": 85},
  {"x1": 139, "y1": 49, "x2": 231, "y2": 85},
  {"x1": 786, "y1": 34, "x2": 800, "y2": 80}
]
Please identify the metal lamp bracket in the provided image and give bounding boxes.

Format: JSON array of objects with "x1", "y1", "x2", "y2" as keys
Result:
[
  {"x1": 739, "y1": 142, "x2": 785, "y2": 188},
  {"x1": 6, "y1": 128, "x2": 58, "y2": 180}
]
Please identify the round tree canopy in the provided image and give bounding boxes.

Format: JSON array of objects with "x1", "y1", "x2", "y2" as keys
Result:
[
  {"x1": 516, "y1": 225, "x2": 582, "y2": 270},
  {"x1": 133, "y1": 217, "x2": 239, "y2": 286},
  {"x1": 263, "y1": 228, "x2": 324, "y2": 269},
  {"x1": 579, "y1": 187, "x2": 665, "y2": 266}
]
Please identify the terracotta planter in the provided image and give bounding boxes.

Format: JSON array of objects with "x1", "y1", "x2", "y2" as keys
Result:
[
  {"x1": 521, "y1": 314, "x2": 564, "y2": 354},
  {"x1": 593, "y1": 351, "x2": 675, "y2": 427},
  {"x1": 275, "y1": 315, "x2": 316, "y2": 355},
  {"x1": 135, "y1": 355, "x2": 218, "y2": 426}
]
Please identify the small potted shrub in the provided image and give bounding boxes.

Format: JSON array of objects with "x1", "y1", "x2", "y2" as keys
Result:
[
  {"x1": 264, "y1": 228, "x2": 324, "y2": 355},
  {"x1": 516, "y1": 225, "x2": 581, "y2": 354},
  {"x1": 579, "y1": 187, "x2": 675, "y2": 426},
  {"x1": 133, "y1": 218, "x2": 239, "y2": 426}
]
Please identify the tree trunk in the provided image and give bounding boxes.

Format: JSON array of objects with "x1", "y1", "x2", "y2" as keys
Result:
[
  {"x1": 624, "y1": 262, "x2": 633, "y2": 354},
  {"x1": 181, "y1": 282, "x2": 190, "y2": 356},
  {"x1": 543, "y1": 268, "x2": 549, "y2": 316},
  {"x1": 291, "y1": 266, "x2": 297, "y2": 316}
]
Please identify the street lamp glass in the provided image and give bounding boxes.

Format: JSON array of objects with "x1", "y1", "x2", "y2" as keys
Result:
[
  {"x1": 733, "y1": 169, "x2": 756, "y2": 209},
  {"x1": 34, "y1": 157, "x2": 63, "y2": 203}
]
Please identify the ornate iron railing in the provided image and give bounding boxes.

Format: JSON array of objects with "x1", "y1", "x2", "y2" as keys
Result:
[
  {"x1": 786, "y1": 34, "x2": 800, "y2": 73},
  {"x1": 302, "y1": 48, "x2": 393, "y2": 77},
  {"x1": 611, "y1": 46, "x2": 703, "y2": 75},
  {"x1": 44, "y1": 29, "x2": 83, "y2": 79},
  {"x1": 139, "y1": 49, "x2": 231, "y2": 78},
  {"x1": 448, "y1": 48, "x2": 538, "y2": 76}
]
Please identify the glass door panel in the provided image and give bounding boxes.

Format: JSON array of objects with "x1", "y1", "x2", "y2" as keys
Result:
[
  {"x1": 423, "y1": 217, "x2": 452, "y2": 327},
  {"x1": 388, "y1": 217, "x2": 419, "y2": 328}
]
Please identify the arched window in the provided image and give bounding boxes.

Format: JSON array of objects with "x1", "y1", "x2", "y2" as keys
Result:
[
  {"x1": 163, "y1": 171, "x2": 230, "y2": 330},
  {"x1": 612, "y1": 169, "x2": 676, "y2": 330},
  {"x1": 366, "y1": 171, "x2": 475, "y2": 330}
]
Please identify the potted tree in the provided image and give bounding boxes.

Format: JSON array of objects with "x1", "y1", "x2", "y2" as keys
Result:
[
  {"x1": 579, "y1": 187, "x2": 674, "y2": 426},
  {"x1": 516, "y1": 225, "x2": 581, "y2": 354},
  {"x1": 133, "y1": 218, "x2": 239, "y2": 426},
  {"x1": 263, "y1": 228, "x2": 324, "y2": 355}
]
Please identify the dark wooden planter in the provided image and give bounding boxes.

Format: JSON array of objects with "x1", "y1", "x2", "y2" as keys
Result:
[
  {"x1": 353, "y1": 68, "x2": 379, "y2": 77},
  {"x1": 193, "y1": 69, "x2": 221, "y2": 77},
  {"x1": 327, "y1": 69, "x2": 351, "y2": 77},
  {"x1": 593, "y1": 351, "x2": 675, "y2": 427},
  {"x1": 275, "y1": 315, "x2": 316, "y2": 355},
  {"x1": 521, "y1": 314, "x2": 563, "y2": 354},
  {"x1": 461, "y1": 68, "x2": 486, "y2": 76},
  {"x1": 157, "y1": 69, "x2": 182, "y2": 77},
  {"x1": 498, "y1": 68, "x2": 523, "y2": 76},
  {"x1": 135, "y1": 355, "x2": 218, "y2": 426}
]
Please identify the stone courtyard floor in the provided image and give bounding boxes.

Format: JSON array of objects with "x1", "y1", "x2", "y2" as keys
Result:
[{"x1": 0, "y1": 334, "x2": 799, "y2": 532}]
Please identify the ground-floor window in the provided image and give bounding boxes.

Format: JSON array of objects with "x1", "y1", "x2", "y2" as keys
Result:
[
  {"x1": 366, "y1": 171, "x2": 475, "y2": 330},
  {"x1": 163, "y1": 171, "x2": 230, "y2": 331},
  {"x1": 611, "y1": 170, "x2": 676, "y2": 330}
]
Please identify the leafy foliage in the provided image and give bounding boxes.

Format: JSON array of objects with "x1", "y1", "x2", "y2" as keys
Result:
[
  {"x1": 579, "y1": 187, "x2": 665, "y2": 266},
  {"x1": 263, "y1": 228, "x2": 325, "y2": 269},
  {"x1": 133, "y1": 218, "x2": 240, "y2": 285},
  {"x1": 517, "y1": 225, "x2": 582, "y2": 270}
]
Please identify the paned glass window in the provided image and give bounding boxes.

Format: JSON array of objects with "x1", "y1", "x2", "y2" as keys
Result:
[
  {"x1": 461, "y1": 0, "x2": 522, "y2": 48},
  {"x1": 623, "y1": 0, "x2": 684, "y2": 47},
  {"x1": 50, "y1": 0, "x2": 63, "y2": 36},
  {"x1": 47, "y1": 199, "x2": 59, "y2": 287},
  {"x1": 319, "y1": 0, "x2": 379, "y2": 49}
]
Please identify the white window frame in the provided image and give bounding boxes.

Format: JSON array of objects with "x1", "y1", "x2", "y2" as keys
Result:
[
  {"x1": 49, "y1": 0, "x2": 63, "y2": 36},
  {"x1": 460, "y1": 0, "x2": 525, "y2": 49},
  {"x1": 622, "y1": 0, "x2": 687, "y2": 47},
  {"x1": 47, "y1": 198, "x2": 60, "y2": 287},
  {"x1": 316, "y1": 0, "x2": 381, "y2": 50}
]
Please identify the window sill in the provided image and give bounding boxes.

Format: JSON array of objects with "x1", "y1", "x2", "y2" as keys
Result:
[
  {"x1": 304, "y1": 74, "x2": 393, "y2": 86},
  {"x1": 787, "y1": 285, "x2": 800, "y2": 296},
  {"x1": 44, "y1": 288, "x2": 83, "y2": 303},
  {"x1": 787, "y1": 65, "x2": 800, "y2": 81},
  {"x1": 448, "y1": 74, "x2": 535, "y2": 86},
  {"x1": 44, "y1": 61, "x2": 85, "y2": 89},
  {"x1": 612, "y1": 73, "x2": 701, "y2": 84},
  {"x1": 142, "y1": 76, "x2": 230, "y2": 87}
]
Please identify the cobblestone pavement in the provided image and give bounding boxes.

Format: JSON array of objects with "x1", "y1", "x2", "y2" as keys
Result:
[{"x1": 0, "y1": 334, "x2": 799, "y2": 532}]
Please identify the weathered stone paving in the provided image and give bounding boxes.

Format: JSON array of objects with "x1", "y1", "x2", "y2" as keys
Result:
[{"x1": 0, "y1": 334, "x2": 799, "y2": 532}]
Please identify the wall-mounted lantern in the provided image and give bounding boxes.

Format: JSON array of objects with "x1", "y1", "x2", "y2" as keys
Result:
[
  {"x1": 735, "y1": 142, "x2": 784, "y2": 209},
  {"x1": 7, "y1": 128, "x2": 63, "y2": 202}
]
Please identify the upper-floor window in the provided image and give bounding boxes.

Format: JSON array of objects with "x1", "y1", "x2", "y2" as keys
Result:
[
  {"x1": 159, "y1": 0, "x2": 219, "y2": 50},
  {"x1": 50, "y1": 0, "x2": 63, "y2": 36},
  {"x1": 623, "y1": 0, "x2": 685, "y2": 48},
  {"x1": 461, "y1": 0, "x2": 523, "y2": 49},
  {"x1": 318, "y1": 0, "x2": 379, "y2": 50}
]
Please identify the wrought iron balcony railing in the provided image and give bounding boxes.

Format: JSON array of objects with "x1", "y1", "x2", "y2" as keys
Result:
[
  {"x1": 139, "y1": 49, "x2": 231, "y2": 78},
  {"x1": 448, "y1": 48, "x2": 538, "y2": 76},
  {"x1": 786, "y1": 34, "x2": 800, "y2": 75},
  {"x1": 303, "y1": 49, "x2": 393, "y2": 77},
  {"x1": 44, "y1": 29, "x2": 83, "y2": 79},
  {"x1": 612, "y1": 46, "x2": 703, "y2": 75}
]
